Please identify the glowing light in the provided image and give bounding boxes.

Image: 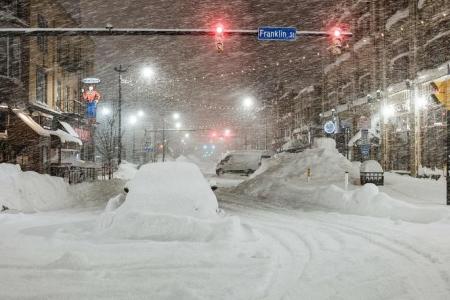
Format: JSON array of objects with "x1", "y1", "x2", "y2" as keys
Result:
[
  {"x1": 415, "y1": 96, "x2": 427, "y2": 109},
  {"x1": 334, "y1": 29, "x2": 342, "y2": 37},
  {"x1": 101, "y1": 107, "x2": 111, "y2": 116},
  {"x1": 141, "y1": 67, "x2": 155, "y2": 79},
  {"x1": 129, "y1": 115, "x2": 138, "y2": 125},
  {"x1": 216, "y1": 25, "x2": 224, "y2": 34},
  {"x1": 203, "y1": 145, "x2": 208, "y2": 150},
  {"x1": 243, "y1": 97, "x2": 254, "y2": 109},
  {"x1": 383, "y1": 105, "x2": 395, "y2": 119},
  {"x1": 137, "y1": 110, "x2": 145, "y2": 117},
  {"x1": 175, "y1": 122, "x2": 182, "y2": 129},
  {"x1": 172, "y1": 112, "x2": 180, "y2": 120},
  {"x1": 224, "y1": 129, "x2": 231, "y2": 137}
]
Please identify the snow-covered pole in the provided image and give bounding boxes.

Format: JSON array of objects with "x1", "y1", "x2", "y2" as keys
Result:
[
  {"x1": 344, "y1": 171, "x2": 349, "y2": 190},
  {"x1": 307, "y1": 168, "x2": 311, "y2": 183}
]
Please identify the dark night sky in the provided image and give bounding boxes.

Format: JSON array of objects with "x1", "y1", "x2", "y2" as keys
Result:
[{"x1": 78, "y1": 0, "x2": 335, "y2": 129}]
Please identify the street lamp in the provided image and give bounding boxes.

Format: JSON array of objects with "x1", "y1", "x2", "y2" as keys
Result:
[
  {"x1": 141, "y1": 66, "x2": 155, "y2": 79},
  {"x1": 242, "y1": 97, "x2": 254, "y2": 109},
  {"x1": 137, "y1": 109, "x2": 145, "y2": 117},
  {"x1": 172, "y1": 112, "x2": 180, "y2": 120},
  {"x1": 175, "y1": 121, "x2": 182, "y2": 129}
]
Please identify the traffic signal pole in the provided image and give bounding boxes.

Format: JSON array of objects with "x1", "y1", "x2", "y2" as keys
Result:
[{"x1": 0, "y1": 27, "x2": 352, "y2": 38}]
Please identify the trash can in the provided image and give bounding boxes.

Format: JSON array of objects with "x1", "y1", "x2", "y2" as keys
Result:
[{"x1": 360, "y1": 160, "x2": 384, "y2": 186}]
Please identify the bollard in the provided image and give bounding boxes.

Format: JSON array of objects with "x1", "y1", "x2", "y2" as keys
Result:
[
  {"x1": 307, "y1": 168, "x2": 311, "y2": 183},
  {"x1": 344, "y1": 171, "x2": 349, "y2": 190}
]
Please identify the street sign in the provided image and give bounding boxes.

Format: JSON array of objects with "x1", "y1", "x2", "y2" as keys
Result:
[
  {"x1": 360, "y1": 144, "x2": 370, "y2": 156},
  {"x1": 323, "y1": 121, "x2": 336, "y2": 134},
  {"x1": 82, "y1": 77, "x2": 101, "y2": 84},
  {"x1": 258, "y1": 27, "x2": 296, "y2": 41}
]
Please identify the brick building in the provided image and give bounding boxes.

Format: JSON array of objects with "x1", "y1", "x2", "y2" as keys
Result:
[
  {"x1": 318, "y1": 0, "x2": 449, "y2": 174},
  {"x1": 0, "y1": 0, "x2": 96, "y2": 174}
]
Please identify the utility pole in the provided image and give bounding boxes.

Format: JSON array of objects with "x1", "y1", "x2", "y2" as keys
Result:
[
  {"x1": 162, "y1": 118, "x2": 166, "y2": 162},
  {"x1": 113, "y1": 65, "x2": 128, "y2": 165}
]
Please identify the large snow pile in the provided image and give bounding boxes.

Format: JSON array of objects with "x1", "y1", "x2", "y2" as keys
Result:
[
  {"x1": 97, "y1": 162, "x2": 252, "y2": 241},
  {"x1": 315, "y1": 184, "x2": 448, "y2": 223},
  {"x1": 237, "y1": 138, "x2": 357, "y2": 197},
  {"x1": 114, "y1": 161, "x2": 138, "y2": 180},
  {"x1": 0, "y1": 164, "x2": 73, "y2": 212}
]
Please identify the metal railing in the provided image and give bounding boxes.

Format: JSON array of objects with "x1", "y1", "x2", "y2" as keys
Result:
[{"x1": 60, "y1": 99, "x2": 85, "y2": 116}]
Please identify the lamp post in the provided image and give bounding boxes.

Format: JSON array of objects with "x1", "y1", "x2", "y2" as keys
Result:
[
  {"x1": 113, "y1": 64, "x2": 129, "y2": 165},
  {"x1": 242, "y1": 97, "x2": 254, "y2": 150},
  {"x1": 161, "y1": 112, "x2": 181, "y2": 162}
]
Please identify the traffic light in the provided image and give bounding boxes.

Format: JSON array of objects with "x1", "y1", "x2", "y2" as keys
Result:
[
  {"x1": 328, "y1": 26, "x2": 348, "y2": 56},
  {"x1": 430, "y1": 79, "x2": 450, "y2": 109},
  {"x1": 215, "y1": 24, "x2": 224, "y2": 53}
]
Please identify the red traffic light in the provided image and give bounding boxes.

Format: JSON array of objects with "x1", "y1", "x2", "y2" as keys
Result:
[
  {"x1": 333, "y1": 28, "x2": 342, "y2": 38},
  {"x1": 216, "y1": 24, "x2": 224, "y2": 34}
]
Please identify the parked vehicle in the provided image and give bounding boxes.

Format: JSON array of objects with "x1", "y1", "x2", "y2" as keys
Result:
[{"x1": 215, "y1": 151, "x2": 264, "y2": 176}]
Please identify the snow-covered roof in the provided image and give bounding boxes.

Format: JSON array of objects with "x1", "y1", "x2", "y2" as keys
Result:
[
  {"x1": 386, "y1": 8, "x2": 409, "y2": 31},
  {"x1": 50, "y1": 129, "x2": 82, "y2": 145},
  {"x1": 59, "y1": 121, "x2": 80, "y2": 138},
  {"x1": 14, "y1": 111, "x2": 50, "y2": 137}
]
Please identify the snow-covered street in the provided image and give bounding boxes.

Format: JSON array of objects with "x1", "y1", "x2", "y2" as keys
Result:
[
  {"x1": 2, "y1": 140, "x2": 450, "y2": 299},
  {"x1": 1, "y1": 189, "x2": 450, "y2": 300}
]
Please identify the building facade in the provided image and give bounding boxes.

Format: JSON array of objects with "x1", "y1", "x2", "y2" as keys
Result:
[
  {"x1": 0, "y1": 0, "x2": 96, "y2": 175},
  {"x1": 311, "y1": 0, "x2": 449, "y2": 175}
]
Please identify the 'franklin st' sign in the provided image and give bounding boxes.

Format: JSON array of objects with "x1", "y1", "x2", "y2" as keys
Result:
[{"x1": 258, "y1": 27, "x2": 297, "y2": 41}]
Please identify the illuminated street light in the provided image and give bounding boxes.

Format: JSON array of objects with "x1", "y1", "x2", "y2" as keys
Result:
[
  {"x1": 137, "y1": 110, "x2": 145, "y2": 117},
  {"x1": 382, "y1": 105, "x2": 395, "y2": 119},
  {"x1": 224, "y1": 129, "x2": 231, "y2": 137},
  {"x1": 184, "y1": 133, "x2": 190, "y2": 138},
  {"x1": 129, "y1": 115, "x2": 138, "y2": 125},
  {"x1": 172, "y1": 112, "x2": 180, "y2": 120},
  {"x1": 141, "y1": 66, "x2": 155, "y2": 79},
  {"x1": 175, "y1": 122, "x2": 182, "y2": 129},
  {"x1": 101, "y1": 107, "x2": 111, "y2": 116},
  {"x1": 415, "y1": 96, "x2": 427, "y2": 109},
  {"x1": 243, "y1": 97, "x2": 254, "y2": 109}
]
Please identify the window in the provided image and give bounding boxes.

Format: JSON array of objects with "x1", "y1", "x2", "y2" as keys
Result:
[
  {"x1": 36, "y1": 67, "x2": 47, "y2": 104},
  {"x1": 56, "y1": 81, "x2": 62, "y2": 109},
  {"x1": 0, "y1": 38, "x2": 6, "y2": 76},
  {"x1": 37, "y1": 14, "x2": 48, "y2": 53},
  {"x1": 0, "y1": 37, "x2": 21, "y2": 78},
  {"x1": 0, "y1": 110, "x2": 8, "y2": 132}
]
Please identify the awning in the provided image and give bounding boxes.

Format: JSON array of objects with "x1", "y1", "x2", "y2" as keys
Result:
[
  {"x1": 50, "y1": 129, "x2": 82, "y2": 146},
  {"x1": 13, "y1": 110, "x2": 82, "y2": 145},
  {"x1": 14, "y1": 110, "x2": 50, "y2": 137},
  {"x1": 59, "y1": 121, "x2": 80, "y2": 138}
]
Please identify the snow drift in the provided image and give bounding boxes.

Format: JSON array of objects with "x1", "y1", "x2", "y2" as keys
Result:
[
  {"x1": 315, "y1": 184, "x2": 447, "y2": 223},
  {"x1": 236, "y1": 138, "x2": 357, "y2": 198},
  {"x1": 235, "y1": 138, "x2": 449, "y2": 223},
  {"x1": 113, "y1": 161, "x2": 138, "y2": 180},
  {"x1": 0, "y1": 163, "x2": 73, "y2": 212},
  {"x1": 97, "y1": 162, "x2": 253, "y2": 241}
]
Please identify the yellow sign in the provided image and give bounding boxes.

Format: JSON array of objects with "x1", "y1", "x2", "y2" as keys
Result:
[{"x1": 431, "y1": 79, "x2": 450, "y2": 110}]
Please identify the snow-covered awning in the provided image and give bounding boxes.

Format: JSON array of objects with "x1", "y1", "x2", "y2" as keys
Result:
[
  {"x1": 59, "y1": 121, "x2": 80, "y2": 138},
  {"x1": 50, "y1": 129, "x2": 82, "y2": 146},
  {"x1": 348, "y1": 129, "x2": 380, "y2": 147},
  {"x1": 13, "y1": 110, "x2": 82, "y2": 145},
  {"x1": 14, "y1": 110, "x2": 51, "y2": 137}
]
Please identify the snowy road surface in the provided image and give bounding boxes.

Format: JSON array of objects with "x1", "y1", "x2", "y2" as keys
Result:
[{"x1": 1, "y1": 190, "x2": 450, "y2": 299}]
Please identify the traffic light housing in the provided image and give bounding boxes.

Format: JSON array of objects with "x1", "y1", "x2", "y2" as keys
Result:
[
  {"x1": 215, "y1": 24, "x2": 224, "y2": 53},
  {"x1": 327, "y1": 26, "x2": 349, "y2": 55},
  {"x1": 430, "y1": 79, "x2": 450, "y2": 109}
]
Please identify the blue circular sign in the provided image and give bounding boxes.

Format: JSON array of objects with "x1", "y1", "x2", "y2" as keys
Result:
[{"x1": 324, "y1": 121, "x2": 336, "y2": 134}]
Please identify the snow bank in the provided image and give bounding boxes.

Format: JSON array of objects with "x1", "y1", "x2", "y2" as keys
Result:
[
  {"x1": 114, "y1": 161, "x2": 138, "y2": 180},
  {"x1": 237, "y1": 138, "x2": 357, "y2": 197},
  {"x1": 361, "y1": 160, "x2": 383, "y2": 173},
  {"x1": 97, "y1": 162, "x2": 253, "y2": 241},
  {"x1": 0, "y1": 164, "x2": 73, "y2": 212},
  {"x1": 315, "y1": 184, "x2": 448, "y2": 223}
]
